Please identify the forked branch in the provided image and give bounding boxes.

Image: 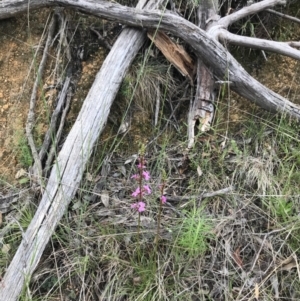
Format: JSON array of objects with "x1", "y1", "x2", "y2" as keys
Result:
[
  {"x1": 218, "y1": 29, "x2": 300, "y2": 60},
  {"x1": 218, "y1": 0, "x2": 286, "y2": 28},
  {"x1": 0, "y1": 0, "x2": 299, "y2": 121}
]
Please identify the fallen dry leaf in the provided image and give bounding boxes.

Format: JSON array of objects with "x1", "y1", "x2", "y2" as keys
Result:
[
  {"x1": 278, "y1": 256, "x2": 297, "y2": 272},
  {"x1": 101, "y1": 191, "x2": 110, "y2": 207},
  {"x1": 255, "y1": 283, "x2": 259, "y2": 299},
  {"x1": 232, "y1": 246, "x2": 243, "y2": 268}
]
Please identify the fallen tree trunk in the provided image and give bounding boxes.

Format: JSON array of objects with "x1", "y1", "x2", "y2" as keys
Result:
[
  {"x1": 0, "y1": 0, "x2": 299, "y2": 120},
  {"x1": 0, "y1": 0, "x2": 163, "y2": 299}
]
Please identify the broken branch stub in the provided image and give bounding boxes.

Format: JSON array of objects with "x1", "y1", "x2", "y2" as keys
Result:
[
  {"x1": 147, "y1": 30, "x2": 194, "y2": 82},
  {"x1": 188, "y1": 0, "x2": 218, "y2": 148}
]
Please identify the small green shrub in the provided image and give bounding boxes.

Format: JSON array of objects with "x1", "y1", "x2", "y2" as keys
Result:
[
  {"x1": 15, "y1": 131, "x2": 33, "y2": 168},
  {"x1": 176, "y1": 206, "x2": 214, "y2": 256}
]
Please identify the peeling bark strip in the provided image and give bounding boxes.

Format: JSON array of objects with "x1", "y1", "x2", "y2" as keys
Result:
[
  {"x1": 0, "y1": 0, "x2": 299, "y2": 120},
  {"x1": 0, "y1": 0, "x2": 163, "y2": 299},
  {"x1": 147, "y1": 30, "x2": 194, "y2": 82}
]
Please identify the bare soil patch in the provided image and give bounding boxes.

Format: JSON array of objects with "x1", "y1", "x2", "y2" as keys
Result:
[{"x1": 0, "y1": 11, "x2": 109, "y2": 184}]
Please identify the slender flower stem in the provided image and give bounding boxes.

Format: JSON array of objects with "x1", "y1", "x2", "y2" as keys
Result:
[
  {"x1": 138, "y1": 156, "x2": 143, "y2": 202},
  {"x1": 131, "y1": 155, "x2": 149, "y2": 244},
  {"x1": 155, "y1": 180, "x2": 166, "y2": 251},
  {"x1": 138, "y1": 212, "x2": 141, "y2": 244},
  {"x1": 155, "y1": 200, "x2": 162, "y2": 252}
]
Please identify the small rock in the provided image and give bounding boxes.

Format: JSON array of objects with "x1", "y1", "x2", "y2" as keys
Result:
[{"x1": 15, "y1": 168, "x2": 27, "y2": 179}]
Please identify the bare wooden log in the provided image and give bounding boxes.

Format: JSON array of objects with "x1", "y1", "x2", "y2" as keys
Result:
[
  {"x1": 0, "y1": 0, "x2": 164, "y2": 299},
  {"x1": 0, "y1": 0, "x2": 299, "y2": 121}
]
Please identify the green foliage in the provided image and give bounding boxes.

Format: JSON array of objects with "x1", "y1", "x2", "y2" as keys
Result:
[
  {"x1": 240, "y1": 19, "x2": 256, "y2": 37},
  {"x1": 15, "y1": 130, "x2": 33, "y2": 168},
  {"x1": 129, "y1": 253, "x2": 157, "y2": 299},
  {"x1": 5, "y1": 205, "x2": 34, "y2": 244},
  {"x1": 264, "y1": 196, "x2": 293, "y2": 222},
  {"x1": 176, "y1": 206, "x2": 214, "y2": 256},
  {"x1": 124, "y1": 57, "x2": 173, "y2": 114}
]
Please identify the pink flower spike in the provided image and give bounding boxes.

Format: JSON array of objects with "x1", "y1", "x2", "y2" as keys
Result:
[
  {"x1": 131, "y1": 174, "x2": 139, "y2": 180},
  {"x1": 132, "y1": 187, "x2": 141, "y2": 198},
  {"x1": 142, "y1": 170, "x2": 150, "y2": 181},
  {"x1": 161, "y1": 195, "x2": 167, "y2": 204},
  {"x1": 137, "y1": 163, "x2": 146, "y2": 169},
  {"x1": 131, "y1": 201, "x2": 146, "y2": 212},
  {"x1": 143, "y1": 185, "x2": 151, "y2": 195},
  {"x1": 131, "y1": 203, "x2": 137, "y2": 209},
  {"x1": 137, "y1": 201, "x2": 146, "y2": 212}
]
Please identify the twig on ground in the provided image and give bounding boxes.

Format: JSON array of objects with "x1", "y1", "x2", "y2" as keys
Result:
[
  {"x1": 90, "y1": 27, "x2": 112, "y2": 50},
  {"x1": 44, "y1": 84, "x2": 73, "y2": 174},
  {"x1": 40, "y1": 11, "x2": 77, "y2": 176},
  {"x1": 154, "y1": 84, "x2": 160, "y2": 126},
  {"x1": 38, "y1": 74, "x2": 71, "y2": 166},
  {"x1": 166, "y1": 186, "x2": 235, "y2": 203},
  {"x1": 26, "y1": 15, "x2": 57, "y2": 187},
  {"x1": 0, "y1": 192, "x2": 21, "y2": 213},
  {"x1": 165, "y1": 202, "x2": 185, "y2": 217}
]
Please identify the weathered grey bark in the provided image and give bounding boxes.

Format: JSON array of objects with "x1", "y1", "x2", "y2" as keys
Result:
[
  {"x1": 0, "y1": 0, "x2": 299, "y2": 121},
  {"x1": 217, "y1": 0, "x2": 286, "y2": 28},
  {"x1": 218, "y1": 29, "x2": 300, "y2": 60},
  {"x1": 0, "y1": 0, "x2": 162, "y2": 299}
]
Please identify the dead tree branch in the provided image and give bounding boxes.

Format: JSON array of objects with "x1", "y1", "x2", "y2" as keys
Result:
[
  {"x1": 218, "y1": 29, "x2": 300, "y2": 60},
  {"x1": 188, "y1": 0, "x2": 218, "y2": 148},
  {"x1": 1, "y1": 0, "x2": 299, "y2": 120},
  {"x1": 218, "y1": 0, "x2": 286, "y2": 28},
  {"x1": 26, "y1": 14, "x2": 57, "y2": 187},
  {"x1": 266, "y1": 8, "x2": 300, "y2": 24},
  {"x1": 44, "y1": 80, "x2": 73, "y2": 175}
]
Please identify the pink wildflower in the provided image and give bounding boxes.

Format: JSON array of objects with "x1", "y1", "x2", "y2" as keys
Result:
[
  {"x1": 132, "y1": 187, "x2": 141, "y2": 198},
  {"x1": 131, "y1": 201, "x2": 146, "y2": 212},
  {"x1": 142, "y1": 170, "x2": 150, "y2": 181},
  {"x1": 143, "y1": 185, "x2": 151, "y2": 195},
  {"x1": 137, "y1": 163, "x2": 146, "y2": 169},
  {"x1": 131, "y1": 174, "x2": 139, "y2": 180},
  {"x1": 161, "y1": 195, "x2": 167, "y2": 204}
]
